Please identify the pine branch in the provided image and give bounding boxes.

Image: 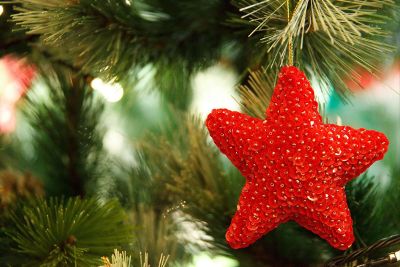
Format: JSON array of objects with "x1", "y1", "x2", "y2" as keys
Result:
[
  {"x1": 129, "y1": 206, "x2": 180, "y2": 266},
  {"x1": 7, "y1": 0, "x2": 399, "y2": 107},
  {"x1": 0, "y1": 3, "x2": 34, "y2": 57},
  {"x1": 23, "y1": 64, "x2": 106, "y2": 196},
  {"x1": 231, "y1": 0, "x2": 397, "y2": 98},
  {"x1": 115, "y1": 174, "x2": 190, "y2": 264},
  {"x1": 347, "y1": 166, "x2": 400, "y2": 249},
  {"x1": 9, "y1": 0, "x2": 234, "y2": 109},
  {"x1": 122, "y1": 109, "x2": 243, "y2": 251},
  {"x1": 4, "y1": 197, "x2": 133, "y2": 266},
  {"x1": 235, "y1": 0, "x2": 393, "y2": 62}
]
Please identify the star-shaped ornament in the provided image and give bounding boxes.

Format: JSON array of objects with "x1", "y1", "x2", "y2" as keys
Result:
[{"x1": 205, "y1": 66, "x2": 389, "y2": 250}]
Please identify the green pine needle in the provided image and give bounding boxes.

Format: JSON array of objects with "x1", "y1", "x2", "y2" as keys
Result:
[
  {"x1": 9, "y1": 0, "x2": 231, "y2": 109},
  {"x1": 238, "y1": 68, "x2": 275, "y2": 119},
  {"x1": 130, "y1": 111, "x2": 244, "y2": 251},
  {"x1": 7, "y1": 0, "x2": 398, "y2": 104},
  {"x1": 237, "y1": 0, "x2": 393, "y2": 58},
  {"x1": 233, "y1": 0, "x2": 395, "y2": 97},
  {"x1": 238, "y1": 67, "x2": 327, "y2": 119},
  {"x1": 6, "y1": 197, "x2": 134, "y2": 267},
  {"x1": 129, "y1": 206, "x2": 181, "y2": 265},
  {"x1": 23, "y1": 64, "x2": 106, "y2": 196}
]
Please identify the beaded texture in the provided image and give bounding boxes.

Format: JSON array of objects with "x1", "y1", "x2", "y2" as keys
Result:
[{"x1": 205, "y1": 66, "x2": 389, "y2": 250}]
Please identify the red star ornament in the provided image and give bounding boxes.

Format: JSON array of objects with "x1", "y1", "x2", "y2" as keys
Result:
[{"x1": 205, "y1": 66, "x2": 389, "y2": 250}]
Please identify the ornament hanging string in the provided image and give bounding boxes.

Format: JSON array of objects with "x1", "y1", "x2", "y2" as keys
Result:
[
  {"x1": 286, "y1": 0, "x2": 294, "y2": 65},
  {"x1": 286, "y1": 0, "x2": 304, "y2": 66}
]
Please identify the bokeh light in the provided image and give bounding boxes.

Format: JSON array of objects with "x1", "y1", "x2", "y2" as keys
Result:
[
  {"x1": 191, "y1": 64, "x2": 240, "y2": 119},
  {"x1": 91, "y1": 77, "x2": 124, "y2": 103}
]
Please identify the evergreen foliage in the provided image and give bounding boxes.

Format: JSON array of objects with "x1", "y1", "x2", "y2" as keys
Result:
[
  {"x1": 0, "y1": 3, "x2": 32, "y2": 57},
  {"x1": 4, "y1": 197, "x2": 133, "y2": 266},
  {"x1": 8, "y1": 0, "x2": 398, "y2": 106},
  {"x1": 10, "y1": 0, "x2": 235, "y2": 108},
  {"x1": 23, "y1": 64, "x2": 106, "y2": 196},
  {"x1": 238, "y1": 68, "x2": 275, "y2": 119},
  {"x1": 129, "y1": 207, "x2": 180, "y2": 266},
  {"x1": 231, "y1": 0, "x2": 395, "y2": 97},
  {"x1": 347, "y1": 168, "x2": 400, "y2": 248}
]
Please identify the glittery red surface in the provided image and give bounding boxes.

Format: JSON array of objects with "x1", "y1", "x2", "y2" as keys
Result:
[{"x1": 205, "y1": 66, "x2": 389, "y2": 250}]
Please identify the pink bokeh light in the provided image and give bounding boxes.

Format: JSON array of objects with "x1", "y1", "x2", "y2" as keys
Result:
[{"x1": 0, "y1": 55, "x2": 36, "y2": 133}]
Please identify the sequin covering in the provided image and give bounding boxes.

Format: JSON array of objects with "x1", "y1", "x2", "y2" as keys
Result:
[{"x1": 205, "y1": 66, "x2": 389, "y2": 250}]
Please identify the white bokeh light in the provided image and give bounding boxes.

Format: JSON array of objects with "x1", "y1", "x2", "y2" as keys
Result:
[
  {"x1": 91, "y1": 78, "x2": 124, "y2": 103},
  {"x1": 0, "y1": 5, "x2": 4, "y2": 16},
  {"x1": 103, "y1": 130, "x2": 125, "y2": 155},
  {"x1": 0, "y1": 106, "x2": 12, "y2": 124},
  {"x1": 0, "y1": 105, "x2": 15, "y2": 133},
  {"x1": 191, "y1": 64, "x2": 240, "y2": 119},
  {"x1": 191, "y1": 255, "x2": 238, "y2": 267},
  {"x1": 103, "y1": 129, "x2": 136, "y2": 165},
  {"x1": 2, "y1": 83, "x2": 21, "y2": 102}
]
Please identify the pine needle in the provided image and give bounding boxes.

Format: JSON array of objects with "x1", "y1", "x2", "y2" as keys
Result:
[
  {"x1": 23, "y1": 64, "x2": 106, "y2": 196},
  {"x1": 234, "y1": 0, "x2": 395, "y2": 98},
  {"x1": 132, "y1": 110, "x2": 245, "y2": 250},
  {"x1": 9, "y1": 0, "x2": 231, "y2": 108},
  {"x1": 238, "y1": 68, "x2": 275, "y2": 119},
  {"x1": 101, "y1": 249, "x2": 131, "y2": 267},
  {"x1": 100, "y1": 250, "x2": 169, "y2": 267},
  {"x1": 6, "y1": 197, "x2": 134, "y2": 266}
]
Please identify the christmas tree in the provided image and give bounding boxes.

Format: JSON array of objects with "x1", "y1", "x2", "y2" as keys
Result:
[{"x1": 0, "y1": 0, "x2": 399, "y2": 266}]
